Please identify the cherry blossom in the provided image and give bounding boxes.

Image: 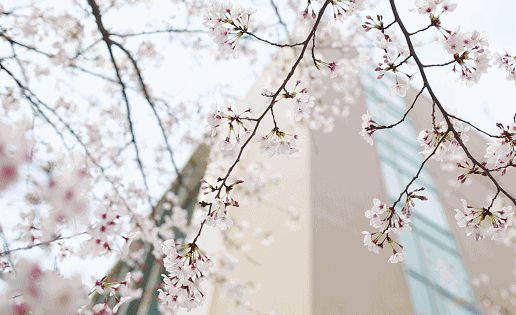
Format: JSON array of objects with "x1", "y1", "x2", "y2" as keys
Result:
[
  {"x1": 365, "y1": 198, "x2": 388, "y2": 229},
  {"x1": 484, "y1": 123, "x2": 515, "y2": 172},
  {"x1": 417, "y1": 120, "x2": 469, "y2": 161},
  {"x1": 495, "y1": 52, "x2": 516, "y2": 84},
  {"x1": 329, "y1": 0, "x2": 365, "y2": 19},
  {"x1": 388, "y1": 249, "x2": 405, "y2": 264},
  {"x1": 204, "y1": 198, "x2": 234, "y2": 230},
  {"x1": 203, "y1": 2, "x2": 253, "y2": 51},
  {"x1": 370, "y1": 31, "x2": 412, "y2": 96},
  {"x1": 40, "y1": 164, "x2": 91, "y2": 234},
  {"x1": 362, "y1": 231, "x2": 381, "y2": 254},
  {"x1": 207, "y1": 106, "x2": 254, "y2": 152},
  {"x1": 91, "y1": 272, "x2": 142, "y2": 314},
  {"x1": 0, "y1": 259, "x2": 88, "y2": 315},
  {"x1": 85, "y1": 209, "x2": 124, "y2": 255},
  {"x1": 415, "y1": 0, "x2": 457, "y2": 15},
  {"x1": 359, "y1": 112, "x2": 379, "y2": 145},
  {"x1": 400, "y1": 187, "x2": 427, "y2": 220},
  {"x1": 444, "y1": 31, "x2": 490, "y2": 84},
  {"x1": 454, "y1": 199, "x2": 514, "y2": 240},
  {"x1": 158, "y1": 240, "x2": 213, "y2": 312},
  {"x1": 291, "y1": 89, "x2": 316, "y2": 122},
  {"x1": 362, "y1": 189, "x2": 427, "y2": 263},
  {"x1": 0, "y1": 120, "x2": 31, "y2": 191},
  {"x1": 259, "y1": 128, "x2": 299, "y2": 156}
]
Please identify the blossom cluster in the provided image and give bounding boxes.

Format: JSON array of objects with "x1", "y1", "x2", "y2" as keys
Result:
[
  {"x1": 417, "y1": 120, "x2": 469, "y2": 161},
  {"x1": 290, "y1": 87, "x2": 317, "y2": 121},
  {"x1": 304, "y1": 0, "x2": 364, "y2": 20},
  {"x1": 199, "y1": 177, "x2": 243, "y2": 231},
  {"x1": 207, "y1": 106, "x2": 254, "y2": 152},
  {"x1": 158, "y1": 240, "x2": 213, "y2": 312},
  {"x1": 495, "y1": 52, "x2": 516, "y2": 84},
  {"x1": 203, "y1": 2, "x2": 253, "y2": 51},
  {"x1": 89, "y1": 272, "x2": 142, "y2": 314},
  {"x1": 454, "y1": 199, "x2": 514, "y2": 240},
  {"x1": 40, "y1": 164, "x2": 91, "y2": 235},
  {"x1": 259, "y1": 127, "x2": 299, "y2": 156},
  {"x1": 484, "y1": 122, "x2": 515, "y2": 173},
  {"x1": 0, "y1": 260, "x2": 88, "y2": 315},
  {"x1": 0, "y1": 119, "x2": 31, "y2": 191},
  {"x1": 443, "y1": 30, "x2": 490, "y2": 84},
  {"x1": 84, "y1": 208, "x2": 124, "y2": 256},
  {"x1": 362, "y1": 16, "x2": 412, "y2": 97},
  {"x1": 415, "y1": 0, "x2": 457, "y2": 17},
  {"x1": 359, "y1": 112, "x2": 380, "y2": 145},
  {"x1": 204, "y1": 197, "x2": 234, "y2": 230},
  {"x1": 362, "y1": 189, "x2": 427, "y2": 263},
  {"x1": 362, "y1": 201, "x2": 404, "y2": 263}
]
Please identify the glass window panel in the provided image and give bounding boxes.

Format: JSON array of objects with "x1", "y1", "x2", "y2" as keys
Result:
[
  {"x1": 398, "y1": 230, "x2": 425, "y2": 274},
  {"x1": 405, "y1": 273, "x2": 438, "y2": 315},
  {"x1": 418, "y1": 237, "x2": 475, "y2": 303},
  {"x1": 361, "y1": 71, "x2": 480, "y2": 315},
  {"x1": 434, "y1": 291, "x2": 478, "y2": 315}
]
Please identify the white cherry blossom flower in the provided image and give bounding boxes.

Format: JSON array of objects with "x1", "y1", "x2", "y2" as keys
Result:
[
  {"x1": 362, "y1": 231, "x2": 381, "y2": 254},
  {"x1": 259, "y1": 128, "x2": 299, "y2": 156},
  {"x1": 1, "y1": 260, "x2": 88, "y2": 315},
  {"x1": 359, "y1": 112, "x2": 378, "y2": 145},
  {"x1": 365, "y1": 198, "x2": 387, "y2": 229},
  {"x1": 495, "y1": 52, "x2": 516, "y2": 84},
  {"x1": 484, "y1": 122, "x2": 515, "y2": 172},
  {"x1": 454, "y1": 199, "x2": 513, "y2": 240},
  {"x1": 444, "y1": 31, "x2": 490, "y2": 84},
  {"x1": 0, "y1": 119, "x2": 31, "y2": 191},
  {"x1": 418, "y1": 120, "x2": 469, "y2": 161},
  {"x1": 204, "y1": 198, "x2": 234, "y2": 230},
  {"x1": 203, "y1": 2, "x2": 253, "y2": 52},
  {"x1": 388, "y1": 249, "x2": 404, "y2": 264},
  {"x1": 158, "y1": 240, "x2": 213, "y2": 312}
]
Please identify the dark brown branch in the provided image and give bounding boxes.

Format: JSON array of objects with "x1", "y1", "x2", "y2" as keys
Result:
[
  {"x1": 392, "y1": 130, "x2": 449, "y2": 208},
  {"x1": 408, "y1": 24, "x2": 432, "y2": 36},
  {"x1": 448, "y1": 113, "x2": 504, "y2": 139},
  {"x1": 243, "y1": 30, "x2": 304, "y2": 48},
  {"x1": 376, "y1": 86, "x2": 425, "y2": 130},
  {"x1": 423, "y1": 60, "x2": 455, "y2": 68},
  {"x1": 0, "y1": 33, "x2": 53, "y2": 57}
]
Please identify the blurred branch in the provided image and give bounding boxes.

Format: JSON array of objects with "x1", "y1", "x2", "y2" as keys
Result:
[
  {"x1": 269, "y1": 0, "x2": 289, "y2": 37},
  {"x1": 87, "y1": 0, "x2": 152, "y2": 208}
]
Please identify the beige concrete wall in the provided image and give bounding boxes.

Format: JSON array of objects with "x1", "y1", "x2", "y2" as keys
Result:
[
  {"x1": 207, "y1": 51, "x2": 313, "y2": 315},
  {"x1": 309, "y1": 83, "x2": 412, "y2": 314},
  {"x1": 206, "y1": 53, "x2": 515, "y2": 314}
]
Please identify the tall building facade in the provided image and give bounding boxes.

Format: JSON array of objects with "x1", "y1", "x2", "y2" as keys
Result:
[
  {"x1": 203, "y1": 62, "x2": 515, "y2": 314},
  {"x1": 113, "y1": 55, "x2": 514, "y2": 315}
]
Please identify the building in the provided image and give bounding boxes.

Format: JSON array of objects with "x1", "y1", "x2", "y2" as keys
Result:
[
  {"x1": 114, "y1": 51, "x2": 515, "y2": 315},
  {"x1": 202, "y1": 57, "x2": 515, "y2": 314}
]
